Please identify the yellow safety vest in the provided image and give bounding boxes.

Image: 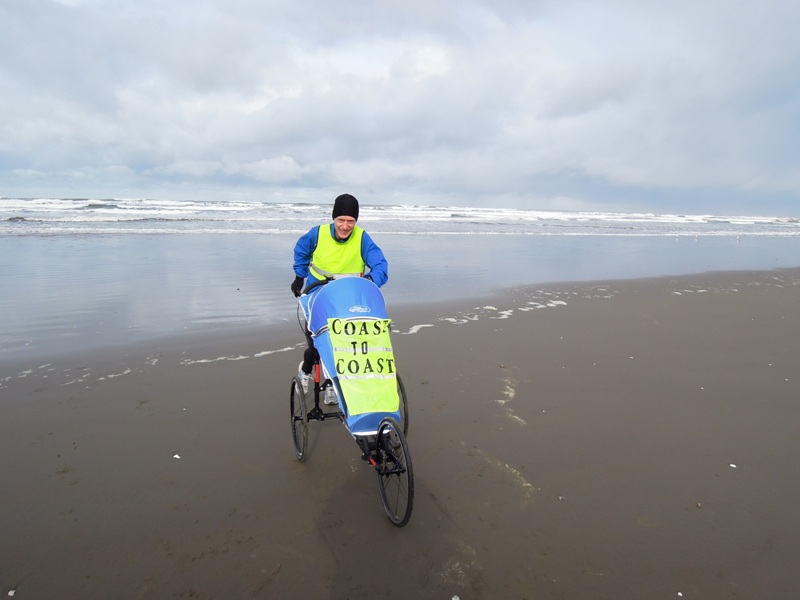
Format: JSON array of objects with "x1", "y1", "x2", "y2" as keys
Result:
[
  {"x1": 309, "y1": 225, "x2": 365, "y2": 280},
  {"x1": 328, "y1": 317, "x2": 399, "y2": 417}
]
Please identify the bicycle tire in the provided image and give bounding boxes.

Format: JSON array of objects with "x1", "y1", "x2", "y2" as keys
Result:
[
  {"x1": 397, "y1": 374, "x2": 409, "y2": 436},
  {"x1": 290, "y1": 377, "x2": 308, "y2": 461},
  {"x1": 375, "y1": 417, "x2": 414, "y2": 526}
]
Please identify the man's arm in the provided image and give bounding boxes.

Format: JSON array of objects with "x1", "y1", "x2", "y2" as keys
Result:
[
  {"x1": 293, "y1": 227, "x2": 319, "y2": 278},
  {"x1": 361, "y1": 231, "x2": 388, "y2": 287}
]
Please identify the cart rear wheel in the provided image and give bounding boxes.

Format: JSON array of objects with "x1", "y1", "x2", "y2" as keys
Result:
[{"x1": 290, "y1": 377, "x2": 308, "y2": 461}]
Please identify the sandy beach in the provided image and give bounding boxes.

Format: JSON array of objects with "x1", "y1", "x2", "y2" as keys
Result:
[{"x1": 2, "y1": 268, "x2": 800, "y2": 599}]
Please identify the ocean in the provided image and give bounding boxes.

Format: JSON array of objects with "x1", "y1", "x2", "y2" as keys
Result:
[
  {"x1": 3, "y1": 197, "x2": 799, "y2": 237},
  {"x1": 2, "y1": 197, "x2": 800, "y2": 361}
]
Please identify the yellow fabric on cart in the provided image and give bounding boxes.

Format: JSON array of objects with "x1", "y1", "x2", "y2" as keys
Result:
[{"x1": 327, "y1": 317, "x2": 399, "y2": 416}]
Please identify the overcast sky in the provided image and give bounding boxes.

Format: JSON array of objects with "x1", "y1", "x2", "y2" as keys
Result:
[{"x1": 2, "y1": 0, "x2": 799, "y2": 215}]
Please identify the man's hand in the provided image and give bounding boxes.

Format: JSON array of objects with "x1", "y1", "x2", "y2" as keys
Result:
[{"x1": 291, "y1": 276, "x2": 304, "y2": 297}]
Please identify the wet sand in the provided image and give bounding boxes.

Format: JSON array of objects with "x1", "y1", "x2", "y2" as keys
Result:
[{"x1": 2, "y1": 269, "x2": 800, "y2": 598}]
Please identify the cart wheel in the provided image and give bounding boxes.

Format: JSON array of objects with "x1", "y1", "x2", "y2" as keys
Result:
[
  {"x1": 397, "y1": 374, "x2": 409, "y2": 437},
  {"x1": 375, "y1": 417, "x2": 414, "y2": 526},
  {"x1": 290, "y1": 377, "x2": 308, "y2": 461}
]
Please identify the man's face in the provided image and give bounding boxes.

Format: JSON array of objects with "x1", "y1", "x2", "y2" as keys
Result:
[{"x1": 334, "y1": 216, "x2": 356, "y2": 240}]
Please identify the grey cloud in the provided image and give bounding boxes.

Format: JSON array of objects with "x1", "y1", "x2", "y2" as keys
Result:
[{"x1": 2, "y1": 0, "x2": 800, "y2": 214}]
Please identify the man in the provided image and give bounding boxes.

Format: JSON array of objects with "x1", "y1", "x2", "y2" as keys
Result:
[{"x1": 291, "y1": 193, "x2": 388, "y2": 401}]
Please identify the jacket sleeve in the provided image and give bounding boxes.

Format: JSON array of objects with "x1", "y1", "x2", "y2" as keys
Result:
[
  {"x1": 361, "y1": 230, "x2": 389, "y2": 287},
  {"x1": 293, "y1": 227, "x2": 319, "y2": 278}
]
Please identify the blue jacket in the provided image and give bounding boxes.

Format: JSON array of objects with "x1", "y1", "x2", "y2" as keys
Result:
[{"x1": 293, "y1": 224, "x2": 389, "y2": 287}]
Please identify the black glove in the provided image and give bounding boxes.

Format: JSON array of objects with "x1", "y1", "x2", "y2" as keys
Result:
[
  {"x1": 364, "y1": 274, "x2": 373, "y2": 282},
  {"x1": 291, "y1": 276, "x2": 304, "y2": 297}
]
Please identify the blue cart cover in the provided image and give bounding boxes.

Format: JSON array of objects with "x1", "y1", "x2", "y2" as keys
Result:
[{"x1": 305, "y1": 278, "x2": 400, "y2": 435}]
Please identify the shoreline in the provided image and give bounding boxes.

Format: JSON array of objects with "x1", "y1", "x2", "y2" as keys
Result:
[
  {"x1": 4, "y1": 264, "x2": 800, "y2": 375},
  {"x1": 4, "y1": 231, "x2": 800, "y2": 364},
  {"x1": 3, "y1": 267, "x2": 800, "y2": 598}
]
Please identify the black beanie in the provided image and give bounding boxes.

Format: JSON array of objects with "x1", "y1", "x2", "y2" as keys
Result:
[{"x1": 332, "y1": 194, "x2": 359, "y2": 221}]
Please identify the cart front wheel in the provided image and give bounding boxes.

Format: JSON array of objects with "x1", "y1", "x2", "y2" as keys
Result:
[
  {"x1": 397, "y1": 374, "x2": 409, "y2": 437},
  {"x1": 375, "y1": 417, "x2": 414, "y2": 526}
]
